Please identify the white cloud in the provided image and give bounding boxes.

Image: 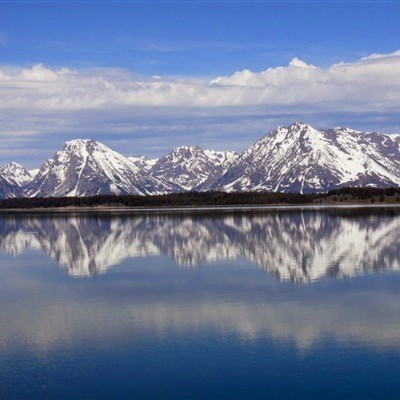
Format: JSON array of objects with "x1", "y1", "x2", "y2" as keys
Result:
[
  {"x1": 360, "y1": 50, "x2": 400, "y2": 60},
  {"x1": 210, "y1": 51, "x2": 400, "y2": 112},
  {"x1": 20, "y1": 64, "x2": 73, "y2": 81},
  {"x1": 0, "y1": 49, "x2": 399, "y2": 113}
]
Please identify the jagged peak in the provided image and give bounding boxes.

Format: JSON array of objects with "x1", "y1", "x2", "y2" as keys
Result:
[
  {"x1": 331, "y1": 126, "x2": 362, "y2": 134},
  {"x1": 165, "y1": 145, "x2": 206, "y2": 159},
  {"x1": 0, "y1": 161, "x2": 32, "y2": 188},
  {"x1": 59, "y1": 139, "x2": 121, "y2": 158},
  {"x1": 63, "y1": 138, "x2": 98, "y2": 148},
  {"x1": 64, "y1": 138, "x2": 94, "y2": 145},
  {"x1": 286, "y1": 121, "x2": 315, "y2": 130},
  {"x1": 266, "y1": 122, "x2": 318, "y2": 140},
  {"x1": 204, "y1": 149, "x2": 239, "y2": 166},
  {"x1": 0, "y1": 161, "x2": 27, "y2": 171},
  {"x1": 204, "y1": 149, "x2": 238, "y2": 155},
  {"x1": 173, "y1": 145, "x2": 202, "y2": 152}
]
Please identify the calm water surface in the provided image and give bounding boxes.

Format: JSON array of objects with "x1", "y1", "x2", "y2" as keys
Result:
[{"x1": 1, "y1": 207, "x2": 400, "y2": 399}]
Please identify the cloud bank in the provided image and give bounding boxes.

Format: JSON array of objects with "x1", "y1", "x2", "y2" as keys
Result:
[
  {"x1": 1, "y1": 50, "x2": 399, "y2": 111},
  {"x1": 0, "y1": 50, "x2": 400, "y2": 166}
]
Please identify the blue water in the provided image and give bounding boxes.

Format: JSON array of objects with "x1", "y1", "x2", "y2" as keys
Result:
[{"x1": 1, "y1": 208, "x2": 400, "y2": 399}]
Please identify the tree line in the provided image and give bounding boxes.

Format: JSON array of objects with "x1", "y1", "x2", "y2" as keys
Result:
[{"x1": 0, "y1": 187, "x2": 400, "y2": 209}]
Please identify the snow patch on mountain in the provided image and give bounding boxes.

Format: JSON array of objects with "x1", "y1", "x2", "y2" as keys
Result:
[
  {"x1": 150, "y1": 146, "x2": 239, "y2": 191},
  {"x1": 28, "y1": 169, "x2": 40, "y2": 178},
  {"x1": 204, "y1": 149, "x2": 239, "y2": 171},
  {"x1": 128, "y1": 155, "x2": 158, "y2": 172},
  {"x1": 150, "y1": 145, "x2": 217, "y2": 191}
]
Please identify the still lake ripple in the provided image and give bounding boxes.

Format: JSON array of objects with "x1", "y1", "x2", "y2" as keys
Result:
[{"x1": 1, "y1": 207, "x2": 400, "y2": 399}]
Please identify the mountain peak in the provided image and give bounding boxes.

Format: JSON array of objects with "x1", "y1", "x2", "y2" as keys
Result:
[
  {"x1": 0, "y1": 161, "x2": 33, "y2": 188},
  {"x1": 0, "y1": 161, "x2": 27, "y2": 172},
  {"x1": 64, "y1": 138, "x2": 93, "y2": 145},
  {"x1": 173, "y1": 145, "x2": 202, "y2": 153},
  {"x1": 128, "y1": 155, "x2": 158, "y2": 172},
  {"x1": 2, "y1": 161, "x2": 23, "y2": 168},
  {"x1": 63, "y1": 138, "x2": 98, "y2": 149},
  {"x1": 266, "y1": 122, "x2": 318, "y2": 141},
  {"x1": 151, "y1": 144, "x2": 221, "y2": 191},
  {"x1": 27, "y1": 138, "x2": 175, "y2": 197},
  {"x1": 287, "y1": 121, "x2": 313, "y2": 130},
  {"x1": 331, "y1": 126, "x2": 362, "y2": 134},
  {"x1": 279, "y1": 122, "x2": 322, "y2": 141}
]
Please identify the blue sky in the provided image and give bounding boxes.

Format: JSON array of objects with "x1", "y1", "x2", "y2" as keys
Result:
[
  {"x1": 1, "y1": 1, "x2": 400, "y2": 167},
  {"x1": 3, "y1": 2, "x2": 400, "y2": 73}
]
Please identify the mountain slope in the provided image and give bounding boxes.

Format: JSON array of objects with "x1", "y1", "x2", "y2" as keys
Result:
[
  {"x1": 26, "y1": 139, "x2": 177, "y2": 197},
  {"x1": 0, "y1": 162, "x2": 33, "y2": 188},
  {"x1": 128, "y1": 155, "x2": 158, "y2": 172},
  {"x1": 203, "y1": 150, "x2": 239, "y2": 171},
  {"x1": 150, "y1": 146, "x2": 239, "y2": 191},
  {"x1": 150, "y1": 145, "x2": 219, "y2": 191},
  {"x1": 28, "y1": 169, "x2": 40, "y2": 178},
  {"x1": 0, "y1": 175, "x2": 23, "y2": 198},
  {"x1": 215, "y1": 122, "x2": 400, "y2": 193},
  {"x1": 0, "y1": 162, "x2": 34, "y2": 198}
]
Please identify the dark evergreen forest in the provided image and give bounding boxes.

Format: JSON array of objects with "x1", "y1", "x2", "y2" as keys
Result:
[{"x1": 1, "y1": 187, "x2": 400, "y2": 209}]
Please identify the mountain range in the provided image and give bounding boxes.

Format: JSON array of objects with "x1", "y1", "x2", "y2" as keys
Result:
[{"x1": 1, "y1": 121, "x2": 400, "y2": 198}]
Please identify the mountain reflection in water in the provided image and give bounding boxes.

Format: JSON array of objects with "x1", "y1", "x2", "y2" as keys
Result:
[
  {"x1": 2, "y1": 208, "x2": 400, "y2": 399},
  {"x1": 0, "y1": 208, "x2": 400, "y2": 282}
]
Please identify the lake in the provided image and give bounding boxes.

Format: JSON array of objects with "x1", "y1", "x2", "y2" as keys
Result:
[{"x1": 1, "y1": 207, "x2": 400, "y2": 399}]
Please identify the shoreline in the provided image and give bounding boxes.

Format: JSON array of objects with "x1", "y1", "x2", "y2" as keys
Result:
[{"x1": 1, "y1": 202, "x2": 400, "y2": 213}]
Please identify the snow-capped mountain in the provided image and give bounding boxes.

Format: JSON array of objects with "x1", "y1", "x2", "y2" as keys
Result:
[
  {"x1": 0, "y1": 162, "x2": 33, "y2": 188},
  {"x1": 203, "y1": 150, "x2": 239, "y2": 171},
  {"x1": 150, "y1": 146, "x2": 239, "y2": 191},
  {"x1": 26, "y1": 139, "x2": 177, "y2": 197},
  {"x1": 194, "y1": 149, "x2": 240, "y2": 191},
  {"x1": 128, "y1": 155, "x2": 158, "y2": 172},
  {"x1": 0, "y1": 162, "x2": 34, "y2": 198},
  {"x1": 150, "y1": 145, "x2": 218, "y2": 191},
  {"x1": 215, "y1": 122, "x2": 400, "y2": 193}
]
